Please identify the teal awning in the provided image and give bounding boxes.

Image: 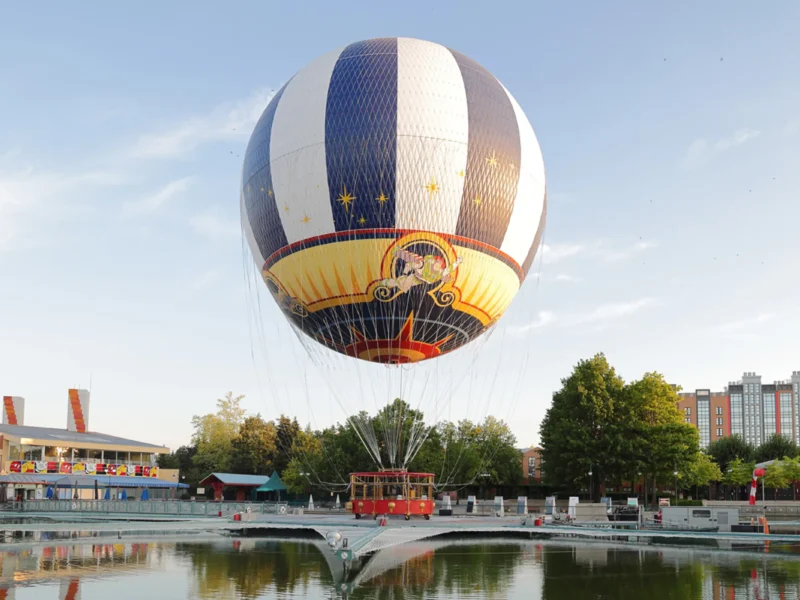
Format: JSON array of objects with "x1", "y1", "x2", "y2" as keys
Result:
[{"x1": 256, "y1": 472, "x2": 287, "y2": 492}]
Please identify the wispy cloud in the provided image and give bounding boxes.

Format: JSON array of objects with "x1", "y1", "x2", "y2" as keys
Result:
[
  {"x1": 189, "y1": 213, "x2": 239, "y2": 240},
  {"x1": 554, "y1": 274, "x2": 578, "y2": 282},
  {"x1": 190, "y1": 269, "x2": 220, "y2": 291},
  {"x1": 574, "y1": 298, "x2": 658, "y2": 325},
  {"x1": 0, "y1": 167, "x2": 122, "y2": 252},
  {"x1": 540, "y1": 243, "x2": 585, "y2": 263},
  {"x1": 130, "y1": 89, "x2": 276, "y2": 159},
  {"x1": 541, "y1": 241, "x2": 656, "y2": 264},
  {"x1": 123, "y1": 177, "x2": 193, "y2": 216},
  {"x1": 510, "y1": 298, "x2": 658, "y2": 336},
  {"x1": 714, "y1": 313, "x2": 776, "y2": 339},
  {"x1": 683, "y1": 128, "x2": 761, "y2": 169}
]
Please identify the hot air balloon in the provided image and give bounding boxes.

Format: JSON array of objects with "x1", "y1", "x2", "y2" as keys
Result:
[{"x1": 241, "y1": 37, "x2": 546, "y2": 366}]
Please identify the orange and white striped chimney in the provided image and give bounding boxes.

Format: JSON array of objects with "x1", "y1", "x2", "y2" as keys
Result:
[
  {"x1": 2, "y1": 396, "x2": 24, "y2": 426},
  {"x1": 67, "y1": 389, "x2": 90, "y2": 433}
]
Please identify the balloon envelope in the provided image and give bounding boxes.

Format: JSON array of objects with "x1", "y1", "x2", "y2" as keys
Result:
[{"x1": 242, "y1": 37, "x2": 546, "y2": 364}]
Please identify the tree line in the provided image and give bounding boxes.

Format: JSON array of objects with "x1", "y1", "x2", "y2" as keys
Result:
[
  {"x1": 158, "y1": 394, "x2": 523, "y2": 496},
  {"x1": 540, "y1": 353, "x2": 800, "y2": 502}
]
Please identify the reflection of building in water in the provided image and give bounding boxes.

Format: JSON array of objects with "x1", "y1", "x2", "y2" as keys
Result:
[
  {"x1": 573, "y1": 545, "x2": 608, "y2": 568},
  {"x1": 0, "y1": 543, "x2": 151, "y2": 586},
  {"x1": 704, "y1": 552, "x2": 800, "y2": 600}
]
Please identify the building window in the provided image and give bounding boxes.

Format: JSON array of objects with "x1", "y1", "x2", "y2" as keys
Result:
[
  {"x1": 716, "y1": 428, "x2": 723, "y2": 436},
  {"x1": 685, "y1": 417, "x2": 692, "y2": 424},
  {"x1": 716, "y1": 407, "x2": 723, "y2": 415},
  {"x1": 730, "y1": 393, "x2": 743, "y2": 437},
  {"x1": 763, "y1": 394, "x2": 776, "y2": 438},
  {"x1": 697, "y1": 399, "x2": 711, "y2": 449},
  {"x1": 716, "y1": 417, "x2": 723, "y2": 426},
  {"x1": 527, "y1": 457, "x2": 535, "y2": 478},
  {"x1": 684, "y1": 407, "x2": 691, "y2": 416},
  {"x1": 780, "y1": 392, "x2": 792, "y2": 439}
]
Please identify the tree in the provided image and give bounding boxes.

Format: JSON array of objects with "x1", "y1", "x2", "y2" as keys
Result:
[
  {"x1": 158, "y1": 444, "x2": 204, "y2": 492},
  {"x1": 723, "y1": 458, "x2": 756, "y2": 500},
  {"x1": 191, "y1": 392, "x2": 247, "y2": 474},
  {"x1": 781, "y1": 456, "x2": 800, "y2": 501},
  {"x1": 539, "y1": 354, "x2": 626, "y2": 498},
  {"x1": 470, "y1": 416, "x2": 521, "y2": 486},
  {"x1": 754, "y1": 434, "x2": 798, "y2": 463},
  {"x1": 762, "y1": 461, "x2": 790, "y2": 500},
  {"x1": 274, "y1": 416, "x2": 301, "y2": 475},
  {"x1": 283, "y1": 429, "x2": 324, "y2": 494},
  {"x1": 623, "y1": 373, "x2": 698, "y2": 506},
  {"x1": 707, "y1": 435, "x2": 754, "y2": 474},
  {"x1": 682, "y1": 452, "x2": 723, "y2": 498},
  {"x1": 230, "y1": 416, "x2": 278, "y2": 475}
]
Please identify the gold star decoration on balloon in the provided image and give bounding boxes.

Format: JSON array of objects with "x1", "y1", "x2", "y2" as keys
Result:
[
  {"x1": 424, "y1": 177, "x2": 439, "y2": 199},
  {"x1": 337, "y1": 185, "x2": 356, "y2": 211}
]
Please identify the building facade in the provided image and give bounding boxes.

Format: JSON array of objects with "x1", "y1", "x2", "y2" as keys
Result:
[
  {"x1": 520, "y1": 447, "x2": 542, "y2": 483},
  {"x1": 677, "y1": 371, "x2": 800, "y2": 449},
  {"x1": 0, "y1": 389, "x2": 181, "y2": 499}
]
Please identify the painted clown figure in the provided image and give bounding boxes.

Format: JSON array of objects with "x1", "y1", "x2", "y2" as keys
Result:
[{"x1": 381, "y1": 247, "x2": 463, "y2": 294}]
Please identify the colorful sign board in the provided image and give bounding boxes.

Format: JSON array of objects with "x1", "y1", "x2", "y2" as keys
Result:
[{"x1": 8, "y1": 461, "x2": 159, "y2": 478}]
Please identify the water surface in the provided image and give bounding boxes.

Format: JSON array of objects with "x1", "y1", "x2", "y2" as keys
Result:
[{"x1": 0, "y1": 537, "x2": 798, "y2": 599}]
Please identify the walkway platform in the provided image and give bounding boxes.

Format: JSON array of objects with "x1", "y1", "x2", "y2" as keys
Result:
[{"x1": 0, "y1": 512, "x2": 797, "y2": 554}]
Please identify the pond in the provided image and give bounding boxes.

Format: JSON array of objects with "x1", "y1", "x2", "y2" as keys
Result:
[{"x1": 0, "y1": 537, "x2": 798, "y2": 599}]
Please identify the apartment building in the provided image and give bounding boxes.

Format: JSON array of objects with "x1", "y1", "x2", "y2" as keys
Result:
[{"x1": 677, "y1": 371, "x2": 800, "y2": 448}]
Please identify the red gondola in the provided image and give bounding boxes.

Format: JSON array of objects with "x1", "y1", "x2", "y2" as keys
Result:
[{"x1": 349, "y1": 471, "x2": 435, "y2": 520}]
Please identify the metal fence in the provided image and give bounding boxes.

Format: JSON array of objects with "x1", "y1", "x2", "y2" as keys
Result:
[{"x1": 14, "y1": 499, "x2": 310, "y2": 517}]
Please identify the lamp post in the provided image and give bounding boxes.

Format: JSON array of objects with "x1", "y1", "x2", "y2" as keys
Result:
[
  {"x1": 588, "y1": 466, "x2": 593, "y2": 503},
  {"x1": 674, "y1": 467, "x2": 679, "y2": 507}
]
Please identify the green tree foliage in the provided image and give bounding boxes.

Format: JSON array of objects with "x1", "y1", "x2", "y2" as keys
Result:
[
  {"x1": 539, "y1": 354, "x2": 626, "y2": 497},
  {"x1": 707, "y1": 435, "x2": 754, "y2": 474},
  {"x1": 682, "y1": 452, "x2": 723, "y2": 491},
  {"x1": 230, "y1": 415, "x2": 278, "y2": 475},
  {"x1": 157, "y1": 444, "x2": 204, "y2": 490},
  {"x1": 274, "y1": 416, "x2": 301, "y2": 474},
  {"x1": 283, "y1": 428, "x2": 324, "y2": 494},
  {"x1": 754, "y1": 434, "x2": 798, "y2": 463},
  {"x1": 762, "y1": 460, "x2": 791, "y2": 499},
  {"x1": 539, "y1": 355, "x2": 700, "y2": 502},
  {"x1": 191, "y1": 392, "x2": 247, "y2": 474},
  {"x1": 723, "y1": 458, "x2": 756, "y2": 487},
  {"x1": 781, "y1": 456, "x2": 800, "y2": 501}
]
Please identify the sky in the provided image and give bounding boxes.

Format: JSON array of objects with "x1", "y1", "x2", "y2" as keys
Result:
[{"x1": 2, "y1": 1, "x2": 799, "y2": 452}]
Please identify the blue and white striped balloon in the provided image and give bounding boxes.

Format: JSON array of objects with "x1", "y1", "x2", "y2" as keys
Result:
[{"x1": 242, "y1": 37, "x2": 546, "y2": 364}]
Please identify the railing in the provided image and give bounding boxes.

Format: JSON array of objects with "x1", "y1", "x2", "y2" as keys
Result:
[{"x1": 13, "y1": 499, "x2": 312, "y2": 517}]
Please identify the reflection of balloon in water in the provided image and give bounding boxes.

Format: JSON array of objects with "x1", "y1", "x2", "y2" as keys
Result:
[{"x1": 241, "y1": 37, "x2": 546, "y2": 365}]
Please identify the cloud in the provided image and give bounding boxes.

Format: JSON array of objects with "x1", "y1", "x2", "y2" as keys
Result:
[
  {"x1": 189, "y1": 213, "x2": 239, "y2": 240},
  {"x1": 130, "y1": 88, "x2": 276, "y2": 159},
  {"x1": 714, "y1": 313, "x2": 776, "y2": 339},
  {"x1": 554, "y1": 274, "x2": 577, "y2": 282},
  {"x1": 540, "y1": 243, "x2": 585, "y2": 263},
  {"x1": 190, "y1": 270, "x2": 220, "y2": 291},
  {"x1": 0, "y1": 167, "x2": 122, "y2": 252},
  {"x1": 541, "y1": 241, "x2": 656, "y2": 264},
  {"x1": 785, "y1": 118, "x2": 800, "y2": 136},
  {"x1": 123, "y1": 177, "x2": 193, "y2": 216},
  {"x1": 683, "y1": 128, "x2": 761, "y2": 169},
  {"x1": 573, "y1": 298, "x2": 658, "y2": 325},
  {"x1": 510, "y1": 298, "x2": 658, "y2": 336}
]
